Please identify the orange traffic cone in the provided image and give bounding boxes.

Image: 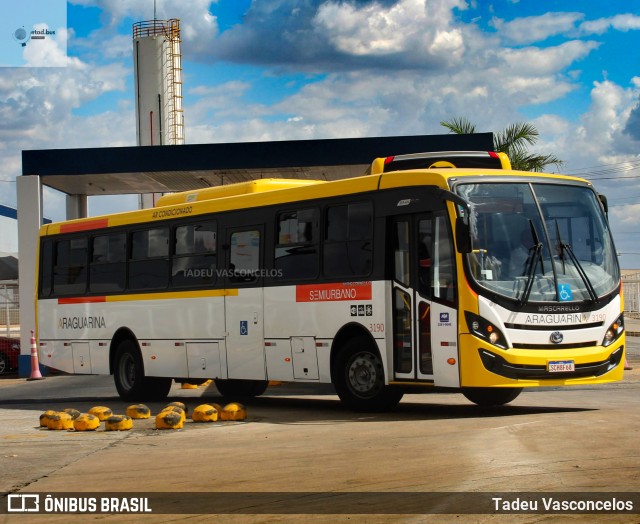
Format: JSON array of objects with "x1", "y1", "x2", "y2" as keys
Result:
[
  {"x1": 624, "y1": 358, "x2": 633, "y2": 371},
  {"x1": 27, "y1": 330, "x2": 44, "y2": 381}
]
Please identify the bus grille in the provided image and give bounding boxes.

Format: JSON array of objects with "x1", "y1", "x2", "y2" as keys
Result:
[{"x1": 512, "y1": 342, "x2": 598, "y2": 350}]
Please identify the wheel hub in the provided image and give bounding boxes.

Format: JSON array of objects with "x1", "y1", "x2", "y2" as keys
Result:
[{"x1": 348, "y1": 354, "x2": 377, "y2": 394}]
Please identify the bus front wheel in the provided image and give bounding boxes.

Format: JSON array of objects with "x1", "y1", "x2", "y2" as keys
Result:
[
  {"x1": 462, "y1": 387, "x2": 522, "y2": 407},
  {"x1": 214, "y1": 379, "x2": 269, "y2": 398},
  {"x1": 113, "y1": 340, "x2": 172, "y2": 401},
  {"x1": 333, "y1": 337, "x2": 403, "y2": 412}
]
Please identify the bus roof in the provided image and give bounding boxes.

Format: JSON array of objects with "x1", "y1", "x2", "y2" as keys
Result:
[
  {"x1": 40, "y1": 164, "x2": 591, "y2": 236},
  {"x1": 155, "y1": 178, "x2": 326, "y2": 207}
]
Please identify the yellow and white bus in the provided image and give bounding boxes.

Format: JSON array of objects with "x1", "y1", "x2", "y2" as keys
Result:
[{"x1": 36, "y1": 151, "x2": 625, "y2": 410}]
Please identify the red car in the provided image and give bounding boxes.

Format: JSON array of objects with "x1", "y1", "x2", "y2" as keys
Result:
[{"x1": 0, "y1": 336, "x2": 20, "y2": 374}]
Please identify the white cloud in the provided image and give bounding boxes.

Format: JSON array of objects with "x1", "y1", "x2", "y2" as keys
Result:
[
  {"x1": 501, "y1": 40, "x2": 600, "y2": 76},
  {"x1": 491, "y1": 12, "x2": 584, "y2": 44},
  {"x1": 501, "y1": 76, "x2": 576, "y2": 105},
  {"x1": 579, "y1": 13, "x2": 640, "y2": 35},
  {"x1": 578, "y1": 80, "x2": 631, "y2": 147},
  {"x1": 314, "y1": 0, "x2": 466, "y2": 64}
]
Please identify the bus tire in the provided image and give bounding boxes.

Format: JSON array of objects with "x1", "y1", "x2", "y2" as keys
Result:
[
  {"x1": 214, "y1": 379, "x2": 269, "y2": 398},
  {"x1": 113, "y1": 339, "x2": 172, "y2": 401},
  {"x1": 462, "y1": 387, "x2": 522, "y2": 407},
  {"x1": 333, "y1": 337, "x2": 403, "y2": 412}
]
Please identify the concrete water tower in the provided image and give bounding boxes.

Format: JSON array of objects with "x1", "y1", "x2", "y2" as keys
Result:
[{"x1": 133, "y1": 18, "x2": 184, "y2": 207}]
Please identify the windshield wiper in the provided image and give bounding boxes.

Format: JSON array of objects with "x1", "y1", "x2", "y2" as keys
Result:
[
  {"x1": 518, "y1": 220, "x2": 544, "y2": 306},
  {"x1": 555, "y1": 221, "x2": 599, "y2": 303}
]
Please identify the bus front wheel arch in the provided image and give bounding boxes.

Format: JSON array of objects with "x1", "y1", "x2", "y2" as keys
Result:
[
  {"x1": 461, "y1": 387, "x2": 522, "y2": 407},
  {"x1": 332, "y1": 336, "x2": 403, "y2": 412},
  {"x1": 113, "y1": 338, "x2": 172, "y2": 401}
]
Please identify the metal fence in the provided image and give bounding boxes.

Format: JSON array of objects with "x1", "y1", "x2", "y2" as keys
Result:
[
  {"x1": 0, "y1": 283, "x2": 19, "y2": 338},
  {"x1": 622, "y1": 272, "x2": 640, "y2": 319}
]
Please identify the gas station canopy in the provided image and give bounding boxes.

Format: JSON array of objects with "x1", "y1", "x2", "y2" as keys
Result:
[{"x1": 21, "y1": 133, "x2": 494, "y2": 196}]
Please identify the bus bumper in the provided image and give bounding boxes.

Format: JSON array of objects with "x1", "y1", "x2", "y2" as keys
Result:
[{"x1": 459, "y1": 334, "x2": 626, "y2": 387}]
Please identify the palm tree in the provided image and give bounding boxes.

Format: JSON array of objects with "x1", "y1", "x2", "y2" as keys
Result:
[{"x1": 440, "y1": 117, "x2": 563, "y2": 172}]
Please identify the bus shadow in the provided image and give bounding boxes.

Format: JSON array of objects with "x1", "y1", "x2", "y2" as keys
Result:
[
  {"x1": 240, "y1": 397, "x2": 594, "y2": 424},
  {"x1": 194, "y1": 383, "x2": 595, "y2": 424}
]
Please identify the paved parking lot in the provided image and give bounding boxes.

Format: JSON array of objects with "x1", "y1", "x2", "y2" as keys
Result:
[{"x1": 0, "y1": 341, "x2": 639, "y2": 523}]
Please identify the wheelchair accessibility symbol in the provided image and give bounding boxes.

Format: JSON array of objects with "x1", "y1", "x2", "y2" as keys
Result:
[
  {"x1": 240, "y1": 320, "x2": 248, "y2": 335},
  {"x1": 558, "y1": 284, "x2": 573, "y2": 302}
]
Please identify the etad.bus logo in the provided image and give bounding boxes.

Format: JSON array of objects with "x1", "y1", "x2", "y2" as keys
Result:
[{"x1": 440, "y1": 312, "x2": 449, "y2": 323}]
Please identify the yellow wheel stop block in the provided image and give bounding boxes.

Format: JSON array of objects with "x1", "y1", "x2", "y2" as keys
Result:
[
  {"x1": 156, "y1": 410, "x2": 184, "y2": 429},
  {"x1": 88, "y1": 406, "x2": 113, "y2": 421},
  {"x1": 105, "y1": 415, "x2": 133, "y2": 431},
  {"x1": 160, "y1": 405, "x2": 186, "y2": 422},
  {"x1": 192, "y1": 404, "x2": 219, "y2": 422},
  {"x1": 73, "y1": 413, "x2": 100, "y2": 431},
  {"x1": 126, "y1": 404, "x2": 151, "y2": 419},
  {"x1": 47, "y1": 412, "x2": 74, "y2": 430},
  {"x1": 39, "y1": 410, "x2": 59, "y2": 427},
  {"x1": 221, "y1": 402, "x2": 247, "y2": 421}
]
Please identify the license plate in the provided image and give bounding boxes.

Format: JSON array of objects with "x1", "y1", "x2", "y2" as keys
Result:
[{"x1": 548, "y1": 360, "x2": 575, "y2": 373}]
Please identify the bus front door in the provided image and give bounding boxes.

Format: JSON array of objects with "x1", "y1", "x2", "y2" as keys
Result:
[
  {"x1": 224, "y1": 226, "x2": 266, "y2": 380},
  {"x1": 392, "y1": 214, "x2": 459, "y2": 386}
]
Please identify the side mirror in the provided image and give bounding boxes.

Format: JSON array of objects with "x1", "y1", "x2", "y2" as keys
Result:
[
  {"x1": 455, "y1": 216, "x2": 472, "y2": 253},
  {"x1": 598, "y1": 193, "x2": 609, "y2": 216}
]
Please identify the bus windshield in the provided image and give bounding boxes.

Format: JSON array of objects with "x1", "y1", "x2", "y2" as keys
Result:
[{"x1": 457, "y1": 181, "x2": 619, "y2": 304}]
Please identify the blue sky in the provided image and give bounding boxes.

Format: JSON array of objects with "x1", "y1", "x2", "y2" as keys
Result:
[{"x1": 2, "y1": 0, "x2": 640, "y2": 267}]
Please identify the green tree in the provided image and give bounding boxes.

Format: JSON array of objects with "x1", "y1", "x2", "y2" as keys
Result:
[{"x1": 440, "y1": 117, "x2": 563, "y2": 172}]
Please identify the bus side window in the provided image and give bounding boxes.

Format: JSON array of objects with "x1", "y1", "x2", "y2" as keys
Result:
[
  {"x1": 90, "y1": 232, "x2": 126, "y2": 293},
  {"x1": 172, "y1": 221, "x2": 217, "y2": 288},
  {"x1": 129, "y1": 228, "x2": 169, "y2": 290},
  {"x1": 53, "y1": 237, "x2": 88, "y2": 296},
  {"x1": 433, "y1": 214, "x2": 457, "y2": 306},
  {"x1": 229, "y1": 229, "x2": 261, "y2": 284},
  {"x1": 324, "y1": 202, "x2": 373, "y2": 277},
  {"x1": 39, "y1": 239, "x2": 53, "y2": 297},
  {"x1": 275, "y1": 209, "x2": 318, "y2": 280},
  {"x1": 417, "y1": 218, "x2": 433, "y2": 299}
]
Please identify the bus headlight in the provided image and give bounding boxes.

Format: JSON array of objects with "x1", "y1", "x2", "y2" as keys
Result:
[
  {"x1": 602, "y1": 314, "x2": 624, "y2": 347},
  {"x1": 465, "y1": 311, "x2": 508, "y2": 349}
]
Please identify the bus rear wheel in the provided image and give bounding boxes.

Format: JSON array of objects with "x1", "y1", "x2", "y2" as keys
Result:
[
  {"x1": 333, "y1": 337, "x2": 403, "y2": 412},
  {"x1": 214, "y1": 379, "x2": 269, "y2": 398},
  {"x1": 113, "y1": 339, "x2": 172, "y2": 401},
  {"x1": 462, "y1": 387, "x2": 522, "y2": 407}
]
